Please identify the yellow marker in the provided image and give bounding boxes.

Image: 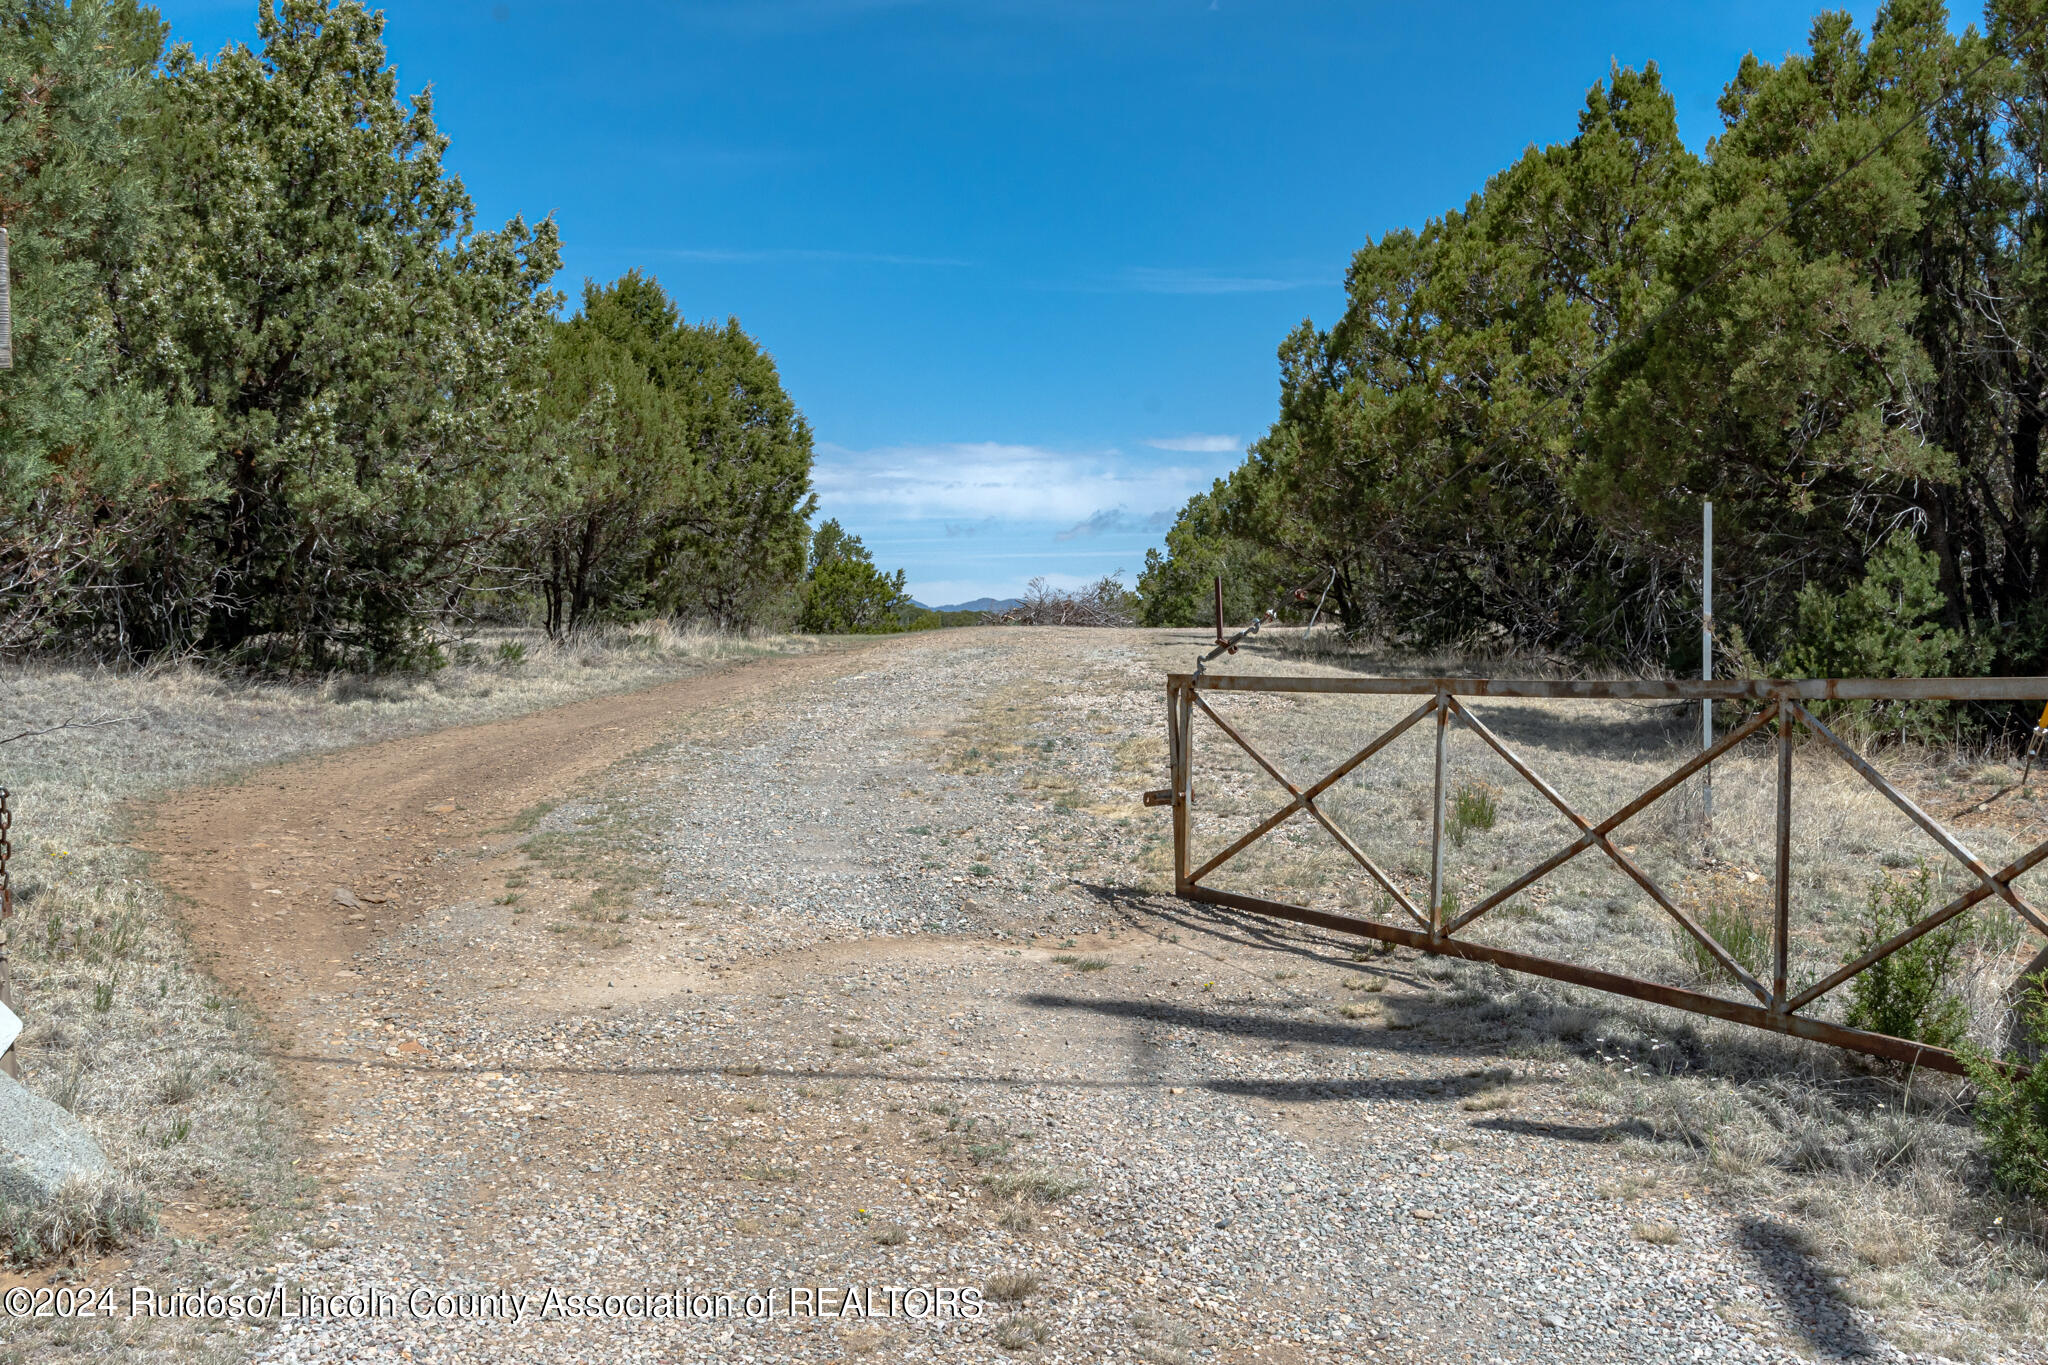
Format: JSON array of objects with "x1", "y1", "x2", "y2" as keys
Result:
[{"x1": 2027, "y1": 703, "x2": 2048, "y2": 783}]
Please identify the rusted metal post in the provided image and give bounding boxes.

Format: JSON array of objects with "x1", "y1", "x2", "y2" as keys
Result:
[
  {"x1": 0, "y1": 788, "x2": 16, "y2": 1078},
  {"x1": 1430, "y1": 692, "x2": 1448, "y2": 940},
  {"x1": 1171, "y1": 681, "x2": 1193, "y2": 895},
  {"x1": 1213, "y1": 576, "x2": 1226, "y2": 650},
  {"x1": 1773, "y1": 698, "x2": 1793, "y2": 1011}
]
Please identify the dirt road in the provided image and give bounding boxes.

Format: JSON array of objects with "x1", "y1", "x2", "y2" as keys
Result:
[
  {"x1": 142, "y1": 640, "x2": 884, "y2": 1045},
  {"x1": 128, "y1": 629, "x2": 1986, "y2": 1364}
]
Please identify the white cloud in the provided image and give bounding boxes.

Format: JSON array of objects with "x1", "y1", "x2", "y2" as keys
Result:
[
  {"x1": 1054, "y1": 506, "x2": 1174, "y2": 541},
  {"x1": 655, "y1": 246, "x2": 973, "y2": 267},
  {"x1": 1144, "y1": 433, "x2": 1241, "y2": 453},
  {"x1": 812, "y1": 441, "x2": 1218, "y2": 524},
  {"x1": 1115, "y1": 266, "x2": 1321, "y2": 295}
]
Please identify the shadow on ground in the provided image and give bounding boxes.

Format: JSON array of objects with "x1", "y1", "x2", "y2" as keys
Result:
[{"x1": 1737, "y1": 1216, "x2": 1882, "y2": 1361}]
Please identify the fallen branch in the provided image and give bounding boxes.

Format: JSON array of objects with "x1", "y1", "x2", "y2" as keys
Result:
[{"x1": 0, "y1": 714, "x2": 136, "y2": 747}]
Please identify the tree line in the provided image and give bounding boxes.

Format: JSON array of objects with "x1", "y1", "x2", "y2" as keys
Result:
[
  {"x1": 0, "y1": 0, "x2": 909, "y2": 668},
  {"x1": 1141, "y1": 2, "x2": 2048, "y2": 690}
]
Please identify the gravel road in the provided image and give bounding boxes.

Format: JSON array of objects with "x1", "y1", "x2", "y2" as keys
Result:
[{"x1": 128, "y1": 629, "x2": 2021, "y2": 1363}]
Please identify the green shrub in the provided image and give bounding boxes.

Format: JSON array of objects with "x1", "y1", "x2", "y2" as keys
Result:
[
  {"x1": 1843, "y1": 863, "x2": 1966, "y2": 1049},
  {"x1": 1448, "y1": 782, "x2": 1498, "y2": 848},
  {"x1": 1962, "y1": 973, "x2": 2048, "y2": 1201},
  {"x1": 495, "y1": 640, "x2": 528, "y2": 667},
  {"x1": 1775, "y1": 532, "x2": 1985, "y2": 742},
  {"x1": 1673, "y1": 871, "x2": 1771, "y2": 983}
]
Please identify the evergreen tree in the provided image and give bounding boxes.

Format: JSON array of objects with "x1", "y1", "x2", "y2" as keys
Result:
[
  {"x1": 525, "y1": 271, "x2": 817, "y2": 636},
  {"x1": 0, "y1": 0, "x2": 212, "y2": 656},
  {"x1": 648, "y1": 316, "x2": 817, "y2": 630},
  {"x1": 149, "y1": 0, "x2": 561, "y2": 665},
  {"x1": 1141, "y1": 4, "x2": 2048, "y2": 693},
  {"x1": 527, "y1": 275, "x2": 690, "y2": 640},
  {"x1": 798, "y1": 519, "x2": 908, "y2": 633}
]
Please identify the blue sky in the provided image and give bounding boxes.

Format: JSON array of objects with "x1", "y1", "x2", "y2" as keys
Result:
[{"x1": 156, "y1": 0, "x2": 1915, "y2": 606}]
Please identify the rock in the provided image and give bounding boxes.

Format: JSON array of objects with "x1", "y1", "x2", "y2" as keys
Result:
[
  {"x1": 0, "y1": 1074, "x2": 111, "y2": 1208},
  {"x1": 332, "y1": 886, "x2": 362, "y2": 909}
]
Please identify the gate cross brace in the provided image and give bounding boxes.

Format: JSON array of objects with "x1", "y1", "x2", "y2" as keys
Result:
[
  {"x1": 1186, "y1": 692, "x2": 1432, "y2": 930},
  {"x1": 1444, "y1": 695, "x2": 1774, "y2": 1008}
]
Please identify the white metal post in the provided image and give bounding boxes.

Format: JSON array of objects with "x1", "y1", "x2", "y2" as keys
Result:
[
  {"x1": 1702, "y1": 501, "x2": 1714, "y2": 833},
  {"x1": 1, "y1": 227, "x2": 12, "y2": 370}
]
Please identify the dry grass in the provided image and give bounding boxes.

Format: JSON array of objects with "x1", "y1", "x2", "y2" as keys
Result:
[
  {"x1": 985, "y1": 1168, "x2": 1088, "y2": 1204},
  {"x1": 0, "y1": 624, "x2": 813, "y2": 1273},
  {"x1": 993, "y1": 1314, "x2": 1050, "y2": 1351},
  {"x1": 1129, "y1": 1307, "x2": 1203, "y2": 1363},
  {"x1": 984, "y1": 1270, "x2": 1042, "y2": 1302},
  {"x1": 934, "y1": 678, "x2": 1102, "y2": 813},
  {"x1": 1457, "y1": 1084, "x2": 1519, "y2": 1112},
  {"x1": 0, "y1": 1173, "x2": 154, "y2": 1265},
  {"x1": 840, "y1": 1326, "x2": 900, "y2": 1356}
]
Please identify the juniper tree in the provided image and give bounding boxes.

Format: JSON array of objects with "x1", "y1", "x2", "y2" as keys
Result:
[
  {"x1": 525, "y1": 271, "x2": 818, "y2": 636},
  {"x1": 797, "y1": 519, "x2": 908, "y2": 634},
  {"x1": 148, "y1": 0, "x2": 561, "y2": 665},
  {"x1": 0, "y1": 0, "x2": 212, "y2": 656}
]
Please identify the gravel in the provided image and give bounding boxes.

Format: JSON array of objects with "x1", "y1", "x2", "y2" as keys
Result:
[{"x1": 168, "y1": 629, "x2": 2021, "y2": 1363}]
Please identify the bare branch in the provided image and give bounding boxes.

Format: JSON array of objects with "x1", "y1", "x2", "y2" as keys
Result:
[{"x1": 0, "y1": 714, "x2": 136, "y2": 747}]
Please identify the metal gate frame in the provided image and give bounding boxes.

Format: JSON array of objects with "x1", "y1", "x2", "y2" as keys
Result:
[{"x1": 1151, "y1": 674, "x2": 2048, "y2": 1075}]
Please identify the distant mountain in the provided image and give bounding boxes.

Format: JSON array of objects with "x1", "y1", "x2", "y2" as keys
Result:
[
  {"x1": 905, "y1": 596, "x2": 1023, "y2": 614},
  {"x1": 927, "y1": 596, "x2": 1021, "y2": 614}
]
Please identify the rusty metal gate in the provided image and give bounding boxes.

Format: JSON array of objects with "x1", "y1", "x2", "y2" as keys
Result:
[{"x1": 1149, "y1": 673, "x2": 2048, "y2": 1074}]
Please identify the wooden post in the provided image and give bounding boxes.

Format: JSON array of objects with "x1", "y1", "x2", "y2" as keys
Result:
[{"x1": 1306, "y1": 567, "x2": 1335, "y2": 634}]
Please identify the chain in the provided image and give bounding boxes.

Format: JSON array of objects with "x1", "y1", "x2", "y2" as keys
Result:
[
  {"x1": 1192, "y1": 570, "x2": 1333, "y2": 679},
  {"x1": 0, "y1": 787, "x2": 12, "y2": 923},
  {"x1": 1191, "y1": 614, "x2": 1269, "y2": 679}
]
